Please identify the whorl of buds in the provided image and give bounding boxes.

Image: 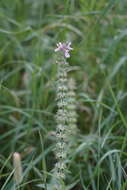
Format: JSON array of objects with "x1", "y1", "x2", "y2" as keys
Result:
[
  {"x1": 13, "y1": 152, "x2": 23, "y2": 185},
  {"x1": 67, "y1": 78, "x2": 78, "y2": 135}
]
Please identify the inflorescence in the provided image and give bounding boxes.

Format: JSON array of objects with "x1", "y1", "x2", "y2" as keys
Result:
[{"x1": 54, "y1": 42, "x2": 73, "y2": 181}]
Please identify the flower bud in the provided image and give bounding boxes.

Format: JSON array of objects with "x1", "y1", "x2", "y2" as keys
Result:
[{"x1": 13, "y1": 152, "x2": 23, "y2": 184}]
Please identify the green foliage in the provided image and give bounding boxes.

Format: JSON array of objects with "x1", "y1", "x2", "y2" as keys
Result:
[{"x1": 0, "y1": 0, "x2": 127, "y2": 189}]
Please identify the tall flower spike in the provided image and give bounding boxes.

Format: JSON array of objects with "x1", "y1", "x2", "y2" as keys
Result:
[{"x1": 54, "y1": 42, "x2": 73, "y2": 188}]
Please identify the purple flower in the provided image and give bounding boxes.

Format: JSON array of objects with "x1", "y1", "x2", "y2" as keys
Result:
[{"x1": 55, "y1": 42, "x2": 73, "y2": 58}]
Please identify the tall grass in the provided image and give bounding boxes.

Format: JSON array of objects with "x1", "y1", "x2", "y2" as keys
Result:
[{"x1": 0, "y1": 0, "x2": 127, "y2": 189}]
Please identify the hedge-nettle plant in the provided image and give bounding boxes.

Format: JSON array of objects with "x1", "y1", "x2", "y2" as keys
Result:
[{"x1": 54, "y1": 42, "x2": 73, "y2": 182}]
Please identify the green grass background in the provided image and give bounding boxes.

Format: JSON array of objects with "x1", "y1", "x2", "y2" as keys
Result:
[{"x1": 0, "y1": 0, "x2": 127, "y2": 189}]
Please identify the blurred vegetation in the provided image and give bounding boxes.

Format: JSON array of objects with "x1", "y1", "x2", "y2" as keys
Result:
[{"x1": 0, "y1": 0, "x2": 127, "y2": 189}]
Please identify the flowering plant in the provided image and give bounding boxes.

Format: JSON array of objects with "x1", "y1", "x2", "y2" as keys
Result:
[{"x1": 54, "y1": 42, "x2": 73, "y2": 187}]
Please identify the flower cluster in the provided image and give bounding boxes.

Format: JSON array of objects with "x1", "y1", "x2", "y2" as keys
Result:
[{"x1": 55, "y1": 42, "x2": 73, "y2": 58}]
